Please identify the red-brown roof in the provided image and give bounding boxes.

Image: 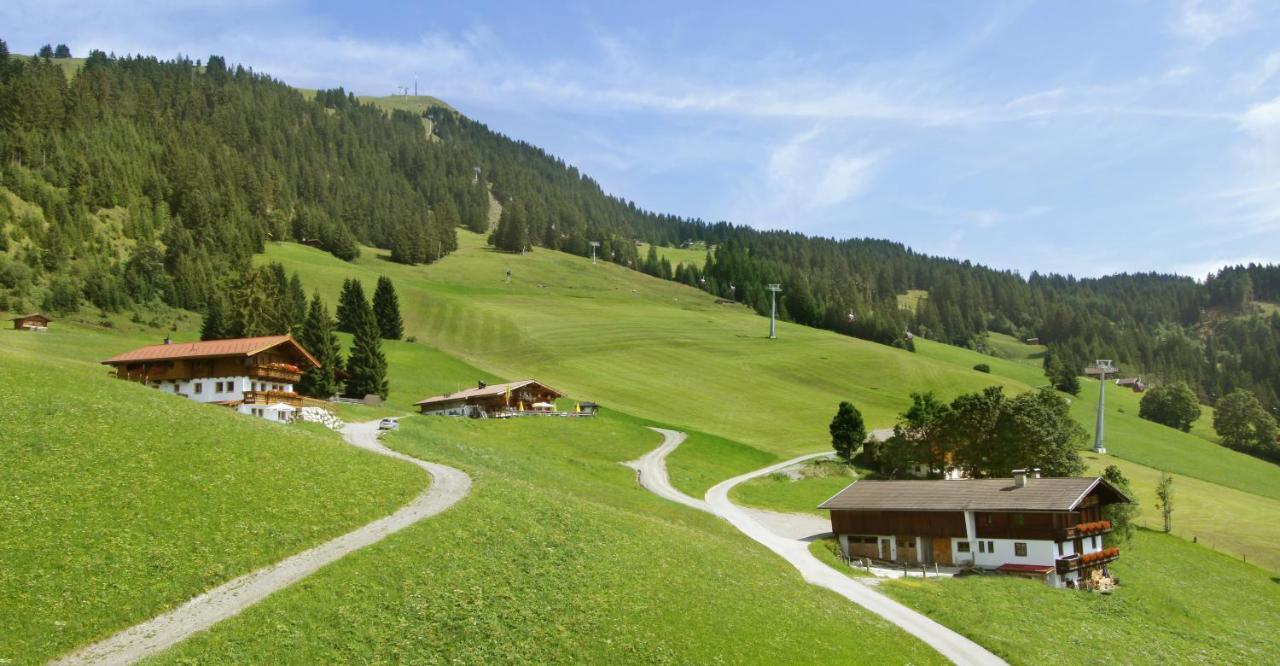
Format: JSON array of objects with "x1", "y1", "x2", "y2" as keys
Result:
[
  {"x1": 12, "y1": 313, "x2": 51, "y2": 322},
  {"x1": 101, "y1": 335, "x2": 320, "y2": 368}
]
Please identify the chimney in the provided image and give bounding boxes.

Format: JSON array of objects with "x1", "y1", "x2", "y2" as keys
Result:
[
  {"x1": 1013, "y1": 468, "x2": 1029, "y2": 488},
  {"x1": 477, "y1": 380, "x2": 487, "y2": 389},
  {"x1": 1032, "y1": 468, "x2": 1041, "y2": 479}
]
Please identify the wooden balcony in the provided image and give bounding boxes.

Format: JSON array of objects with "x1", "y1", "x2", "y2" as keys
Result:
[
  {"x1": 247, "y1": 365, "x2": 302, "y2": 382},
  {"x1": 1059, "y1": 520, "x2": 1113, "y2": 541},
  {"x1": 1056, "y1": 547, "x2": 1120, "y2": 573},
  {"x1": 242, "y1": 390, "x2": 304, "y2": 409}
]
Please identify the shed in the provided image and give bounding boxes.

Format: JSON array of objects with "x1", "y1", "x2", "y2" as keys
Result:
[{"x1": 12, "y1": 313, "x2": 52, "y2": 331}]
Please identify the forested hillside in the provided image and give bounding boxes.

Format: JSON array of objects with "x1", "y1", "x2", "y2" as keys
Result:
[{"x1": 1, "y1": 41, "x2": 1277, "y2": 430}]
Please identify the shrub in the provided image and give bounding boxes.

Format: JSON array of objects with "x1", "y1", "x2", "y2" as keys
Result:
[{"x1": 973, "y1": 363, "x2": 991, "y2": 373}]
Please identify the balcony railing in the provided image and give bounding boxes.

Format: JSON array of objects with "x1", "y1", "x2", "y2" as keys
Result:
[
  {"x1": 1059, "y1": 520, "x2": 1113, "y2": 541},
  {"x1": 1055, "y1": 547, "x2": 1120, "y2": 573},
  {"x1": 243, "y1": 390, "x2": 304, "y2": 409},
  {"x1": 247, "y1": 365, "x2": 302, "y2": 382}
]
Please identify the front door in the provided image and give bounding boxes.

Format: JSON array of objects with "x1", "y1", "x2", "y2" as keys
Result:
[{"x1": 932, "y1": 537, "x2": 953, "y2": 565}]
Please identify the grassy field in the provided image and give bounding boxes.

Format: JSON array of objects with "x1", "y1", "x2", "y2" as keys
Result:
[
  {"x1": 983, "y1": 331, "x2": 1045, "y2": 364},
  {"x1": 640, "y1": 242, "x2": 711, "y2": 269},
  {"x1": 263, "y1": 234, "x2": 1280, "y2": 570},
  {"x1": 155, "y1": 413, "x2": 944, "y2": 663},
  {"x1": 880, "y1": 530, "x2": 1280, "y2": 664},
  {"x1": 0, "y1": 324, "x2": 425, "y2": 663},
  {"x1": 897, "y1": 289, "x2": 928, "y2": 313},
  {"x1": 262, "y1": 234, "x2": 1033, "y2": 453},
  {"x1": 731, "y1": 458, "x2": 862, "y2": 516}
]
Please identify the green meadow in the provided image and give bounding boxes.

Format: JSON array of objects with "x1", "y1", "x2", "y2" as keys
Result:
[
  {"x1": 156, "y1": 414, "x2": 943, "y2": 663},
  {"x1": 0, "y1": 324, "x2": 424, "y2": 663},
  {"x1": 262, "y1": 233, "x2": 1280, "y2": 571},
  {"x1": 880, "y1": 530, "x2": 1280, "y2": 664}
]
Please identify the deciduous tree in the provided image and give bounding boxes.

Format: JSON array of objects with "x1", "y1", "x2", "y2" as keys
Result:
[
  {"x1": 829, "y1": 401, "x2": 866, "y2": 463},
  {"x1": 1139, "y1": 381, "x2": 1201, "y2": 432}
]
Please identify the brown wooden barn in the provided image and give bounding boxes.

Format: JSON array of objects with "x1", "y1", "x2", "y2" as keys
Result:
[
  {"x1": 415, "y1": 380, "x2": 563, "y2": 417},
  {"x1": 12, "y1": 313, "x2": 51, "y2": 330}
]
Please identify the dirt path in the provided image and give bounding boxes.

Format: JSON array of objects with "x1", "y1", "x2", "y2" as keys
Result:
[
  {"x1": 54, "y1": 421, "x2": 471, "y2": 666},
  {"x1": 631, "y1": 429, "x2": 1005, "y2": 666}
]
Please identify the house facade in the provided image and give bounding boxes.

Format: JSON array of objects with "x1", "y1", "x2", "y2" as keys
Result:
[
  {"x1": 820, "y1": 469, "x2": 1130, "y2": 589},
  {"x1": 416, "y1": 380, "x2": 563, "y2": 417},
  {"x1": 101, "y1": 335, "x2": 320, "y2": 423}
]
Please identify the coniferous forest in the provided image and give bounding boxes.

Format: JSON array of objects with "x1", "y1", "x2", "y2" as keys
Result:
[{"x1": 1, "y1": 42, "x2": 1278, "y2": 431}]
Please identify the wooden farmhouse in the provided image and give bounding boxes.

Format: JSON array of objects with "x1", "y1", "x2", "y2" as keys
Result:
[
  {"x1": 820, "y1": 469, "x2": 1131, "y2": 589},
  {"x1": 416, "y1": 380, "x2": 564, "y2": 417},
  {"x1": 102, "y1": 335, "x2": 320, "y2": 423},
  {"x1": 11, "y1": 313, "x2": 51, "y2": 331}
]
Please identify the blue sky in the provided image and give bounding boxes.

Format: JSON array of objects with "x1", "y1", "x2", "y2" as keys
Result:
[{"x1": 6, "y1": 0, "x2": 1280, "y2": 278}]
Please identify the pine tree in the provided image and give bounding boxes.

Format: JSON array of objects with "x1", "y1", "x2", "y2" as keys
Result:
[
  {"x1": 296, "y1": 291, "x2": 342, "y2": 398},
  {"x1": 372, "y1": 275, "x2": 404, "y2": 340},
  {"x1": 344, "y1": 297, "x2": 389, "y2": 399},
  {"x1": 201, "y1": 294, "x2": 229, "y2": 340},
  {"x1": 335, "y1": 278, "x2": 366, "y2": 333},
  {"x1": 283, "y1": 273, "x2": 308, "y2": 334},
  {"x1": 53, "y1": 44, "x2": 71, "y2": 59},
  {"x1": 229, "y1": 268, "x2": 278, "y2": 337},
  {"x1": 37, "y1": 44, "x2": 53, "y2": 58}
]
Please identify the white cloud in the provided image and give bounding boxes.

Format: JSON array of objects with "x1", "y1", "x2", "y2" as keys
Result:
[
  {"x1": 730, "y1": 128, "x2": 884, "y2": 231},
  {"x1": 1170, "y1": 0, "x2": 1255, "y2": 46}
]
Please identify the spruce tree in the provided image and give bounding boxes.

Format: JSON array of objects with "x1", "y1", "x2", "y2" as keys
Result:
[
  {"x1": 38, "y1": 44, "x2": 53, "y2": 58},
  {"x1": 283, "y1": 273, "x2": 307, "y2": 334},
  {"x1": 372, "y1": 275, "x2": 404, "y2": 340},
  {"x1": 344, "y1": 297, "x2": 389, "y2": 399},
  {"x1": 336, "y1": 278, "x2": 366, "y2": 333},
  {"x1": 54, "y1": 44, "x2": 71, "y2": 59},
  {"x1": 296, "y1": 291, "x2": 342, "y2": 398},
  {"x1": 201, "y1": 294, "x2": 229, "y2": 340},
  {"x1": 230, "y1": 268, "x2": 278, "y2": 337}
]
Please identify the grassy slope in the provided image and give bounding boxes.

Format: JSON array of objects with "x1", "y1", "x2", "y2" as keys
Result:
[
  {"x1": 0, "y1": 323, "x2": 424, "y2": 663},
  {"x1": 261, "y1": 234, "x2": 1032, "y2": 453},
  {"x1": 157, "y1": 413, "x2": 943, "y2": 663},
  {"x1": 640, "y1": 242, "x2": 710, "y2": 268},
  {"x1": 880, "y1": 530, "x2": 1280, "y2": 665},
  {"x1": 897, "y1": 289, "x2": 928, "y2": 313},
  {"x1": 263, "y1": 235, "x2": 1280, "y2": 570}
]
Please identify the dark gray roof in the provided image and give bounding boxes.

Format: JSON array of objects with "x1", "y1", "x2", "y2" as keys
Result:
[{"x1": 819, "y1": 477, "x2": 1127, "y2": 512}]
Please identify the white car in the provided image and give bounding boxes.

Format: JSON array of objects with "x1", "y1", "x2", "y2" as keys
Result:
[{"x1": 378, "y1": 418, "x2": 399, "y2": 431}]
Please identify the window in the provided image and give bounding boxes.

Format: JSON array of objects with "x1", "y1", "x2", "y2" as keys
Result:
[
  {"x1": 1057, "y1": 542, "x2": 1064, "y2": 556},
  {"x1": 173, "y1": 384, "x2": 180, "y2": 393},
  {"x1": 957, "y1": 541, "x2": 971, "y2": 553},
  {"x1": 1014, "y1": 542, "x2": 1028, "y2": 557},
  {"x1": 1091, "y1": 536, "x2": 1098, "y2": 550},
  {"x1": 1013, "y1": 513, "x2": 1025, "y2": 527},
  {"x1": 978, "y1": 541, "x2": 985, "y2": 554},
  {"x1": 194, "y1": 383, "x2": 202, "y2": 394},
  {"x1": 988, "y1": 541, "x2": 994, "y2": 552}
]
